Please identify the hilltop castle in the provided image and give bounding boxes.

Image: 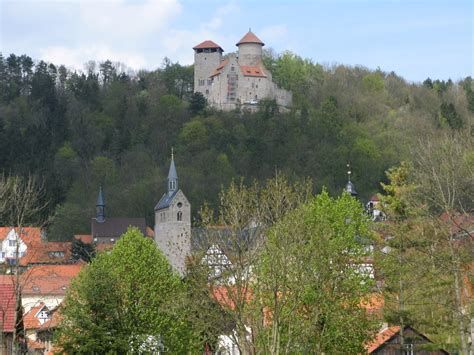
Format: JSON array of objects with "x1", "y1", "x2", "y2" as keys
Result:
[{"x1": 193, "y1": 30, "x2": 292, "y2": 111}]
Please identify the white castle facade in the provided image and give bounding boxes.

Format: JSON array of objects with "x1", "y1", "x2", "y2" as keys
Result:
[{"x1": 193, "y1": 30, "x2": 292, "y2": 111}]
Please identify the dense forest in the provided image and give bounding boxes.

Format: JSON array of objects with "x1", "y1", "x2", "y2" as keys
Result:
[{"x1": 0, "y1": 51, "x2": 472, "y2": 240}]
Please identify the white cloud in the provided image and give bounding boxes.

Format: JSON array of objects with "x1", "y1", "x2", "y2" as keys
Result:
[{"x1": 79, "y1": 0, "x2": 182, "y2": 41}]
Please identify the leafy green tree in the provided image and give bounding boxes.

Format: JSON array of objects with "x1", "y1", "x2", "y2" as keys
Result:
[
  {"x1": 56, "y1": 227, "x2": 199, "y2": 353},
  {"x1": 189, "y1": 91, "x2": 207, "y2": 115},
  {"x1": 252, "y1": 190, "x2": 378, "y2": 354}
]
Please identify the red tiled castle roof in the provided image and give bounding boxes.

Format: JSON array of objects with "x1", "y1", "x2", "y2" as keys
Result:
[
  {"x1": 193, "y1": 40, "x2": 223, "y2": 51},
  {"x1": 236, "y1": 31, "x2": 264, "y2": 46}
]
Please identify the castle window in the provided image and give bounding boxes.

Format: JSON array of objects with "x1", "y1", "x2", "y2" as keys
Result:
[
  {"x1": 255, "y1": 95, "x2": 258, "y2": 100},
  {"x1": 177, "y1": 211, "x2": 183, "y2": 221},
  {"x1": 207, "y1": 79, "x2": 212, "y2": 85},
  {"x1": 231, "y1": 66, "x2": 235, "y2": 71},
  {"x1": 206, "y1": 89, "x2": 209, "y2": 94}
]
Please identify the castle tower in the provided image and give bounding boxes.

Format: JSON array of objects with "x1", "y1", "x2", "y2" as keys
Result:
[
  {"x1": 193, "y1": 40, "x2": 223, "y2": 99},
  {"x1": 236, "y1": 29, "x2": 264, "y2": 66},
  {"x1": 96, "y1": 186, "x2": 105, "y2": 223},
  {"x1": 154, "y1": 151, "x2": 191, "y2": 275}
]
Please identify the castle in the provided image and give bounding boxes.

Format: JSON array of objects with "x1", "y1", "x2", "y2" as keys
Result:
[{"x1": 193, "y1": 30, "x2": 292, "y2": 111}]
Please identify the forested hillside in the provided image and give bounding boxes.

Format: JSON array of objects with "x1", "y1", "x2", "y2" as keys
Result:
[{"x1": 0, "y1": 52, "x2": 472, "y2": 240}]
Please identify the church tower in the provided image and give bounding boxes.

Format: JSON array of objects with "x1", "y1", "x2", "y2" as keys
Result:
[
  {"x1": 96, "y1": 186, "x2": 105, "y2": 222},
  {"x1": 154, "y1": 151, "x2": 191, "y2": 275}
]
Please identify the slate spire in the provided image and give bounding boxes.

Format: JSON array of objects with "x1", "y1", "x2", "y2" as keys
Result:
[
  {"x1": 168, "y1": 148, "x2": 178, "y2": 194},
  {"x1": 96, "y1": 185, "x2": 105, "y2": 222},
  {"x1": 345, "y1": 163, "x2": 358, "y2": 197}
]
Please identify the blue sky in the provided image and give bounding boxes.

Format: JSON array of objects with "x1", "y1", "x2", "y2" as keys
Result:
[{"x1": 0, "y1": 0, "x2": 472, "y2": 82}]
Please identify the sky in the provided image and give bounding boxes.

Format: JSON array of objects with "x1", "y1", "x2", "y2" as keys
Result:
[{"x1": 0, "y1": 0, "x2": 472, "y2": 82}]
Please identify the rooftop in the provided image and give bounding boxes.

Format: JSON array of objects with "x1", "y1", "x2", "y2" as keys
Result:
[
  {"x1": 193, "y1": 40, "x2": 223, "y2": 51},
  {"x1": 236, "y1": 30, "x2": 264, "y2": 46}
]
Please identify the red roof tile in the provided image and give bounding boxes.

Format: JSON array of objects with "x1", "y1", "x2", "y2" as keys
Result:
[
  {"x1": 21, "y1": 264, "x2": 83, "y2": 296},
  {"x1": 210, "y1": 59, "x2": 229, "y2": 77},
  {"x1": 366, "y1": 326, "x2": 401, "y2": 353},
  {"x1": 0, "y1": 283, "x2": 16, "y2": 332},
  {"x1": 23, "y1": 302, "x2": 47, "y2": 329},
  {"x1": 28, "y1": 339, "x2": 46, "y2": 350},
  {"x1": 240, "y1": 66, "x2": 267, "y2": 78},
  {"x1": 236, "y1": 31, "x2": 264, "y2": 46},
  {"x1": 193, "y1": 40, "x2": 223, "y2": 51}
]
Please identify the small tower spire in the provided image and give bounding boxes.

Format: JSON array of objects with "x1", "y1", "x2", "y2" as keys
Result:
[
  {"x1": 167, "y1": 148, "x2": 178, "y2": 194},
  {"x1": 96, "y1": 185, "x2": 105, "y2": 222},
  {"x1": 345, "y1": 163, "x2": 358, "y2": 197}
]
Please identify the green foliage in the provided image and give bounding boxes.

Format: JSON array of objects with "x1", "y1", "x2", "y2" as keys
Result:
[
  {"x1": 362, "y1": 72, "x2": 385, "y2": 93},
  {"x1": 253, "y1": 190, "x2": 378, "y2": 353},
  {"x1": 56, "y1": 228, "x2": 199, "y2": 353},
  {"x1": 0, "y1": 53, "x2": 471, "y2": 241}
]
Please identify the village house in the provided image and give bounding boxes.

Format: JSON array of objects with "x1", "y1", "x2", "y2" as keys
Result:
[{"x1": 0, "y1": 227, "x2": 72, "y2": 268}]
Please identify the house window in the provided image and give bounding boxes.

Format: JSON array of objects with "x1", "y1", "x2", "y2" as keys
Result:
[
  {"x1": 48, "y1": 251, "x2": 64, "y2": 258},
  {"x1": 207, "y1": 79, "x2": 212, "y2": 85},
  {"x1": 177, "y1": 211, "x2": 183, "y2": 221},
  {"x1": 8, "y1": 240, "x2": 16, "y2": 247},
  {"x1": 0, "y1": 252, "x2": 5, "y2": 259},
  {"x1": 205, "y1": 89, "x2": 209, "y2": 95},
  {"x1": 231, "y1": 66, "x2": 235, "y2": 71},
  {"x1": 199, "y1": 79, "x2": 205, "y2": 86}
]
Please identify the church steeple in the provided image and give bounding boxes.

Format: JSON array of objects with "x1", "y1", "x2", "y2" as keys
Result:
[
  {"x1": 167, "y1": 148, "x2": 178, "y2": 195},
  {"x1": 345, "y1": 163, "x2": 358, "y2": 197},
  {"x1": 96, "y1": 185, "x2": 105, "y2": 222}
]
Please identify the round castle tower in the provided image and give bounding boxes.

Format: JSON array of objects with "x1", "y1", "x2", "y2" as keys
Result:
[{"x1": 236, "y1": 30, "x2": 265, "y2": 66}]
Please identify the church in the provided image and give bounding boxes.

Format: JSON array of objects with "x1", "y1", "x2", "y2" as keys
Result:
[{"x1": 193, "y1": 30, "x2": 292, "y2": 111}]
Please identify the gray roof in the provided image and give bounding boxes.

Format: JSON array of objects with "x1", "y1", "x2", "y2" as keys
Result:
[
  {"x1": 154, "y1": 190, "x2": 178, "y2": 211},
  {"x1": 168, "y1": 157, "x2": 178, "y2": 181},
  {"x1": 91, "y1": 217, "x2": 147, "y2": 239},
  {"x1": 96, "y1": 186, "x2": 105, "y2": 206}
]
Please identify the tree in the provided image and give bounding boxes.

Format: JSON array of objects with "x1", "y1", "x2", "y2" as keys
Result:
[
  {"x1": 410, "y1": 131, "x2": 473, "y2": 353},
  {"x1": 192, "y1": 174, "x2": 312, "y2": 354},
  {"x1": 252, "y1": 190, "x2": 378, "y2": 354},
  {"x1": 70, "y1": 238, "x2": 95, "y2": 262},
  {"x1": 189, "y1": 92, "x2": 207, "y2": 115},
  {"x1": 56, "y1": 227, "x2": 199, "y2": 353}
]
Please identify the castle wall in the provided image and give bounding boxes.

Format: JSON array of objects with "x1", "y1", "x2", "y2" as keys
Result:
[{"x1": 237, "y1": 43, "x2": 263, "y2": 66}]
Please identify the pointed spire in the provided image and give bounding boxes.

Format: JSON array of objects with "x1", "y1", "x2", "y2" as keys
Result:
[
  {"x1": 96, "y1": 186, "x2": 105, "y2": 222},
  {"x1": 345, "y1": 163, "x2": 358, "y2": 197},
  {"x1": 167, "y1": 148, "x2": 178, "y2": 194}
]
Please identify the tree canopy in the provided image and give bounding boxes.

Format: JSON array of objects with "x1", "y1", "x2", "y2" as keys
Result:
[{"x1": 56, "y1": 228, "x2": 199, "y2": 353}]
